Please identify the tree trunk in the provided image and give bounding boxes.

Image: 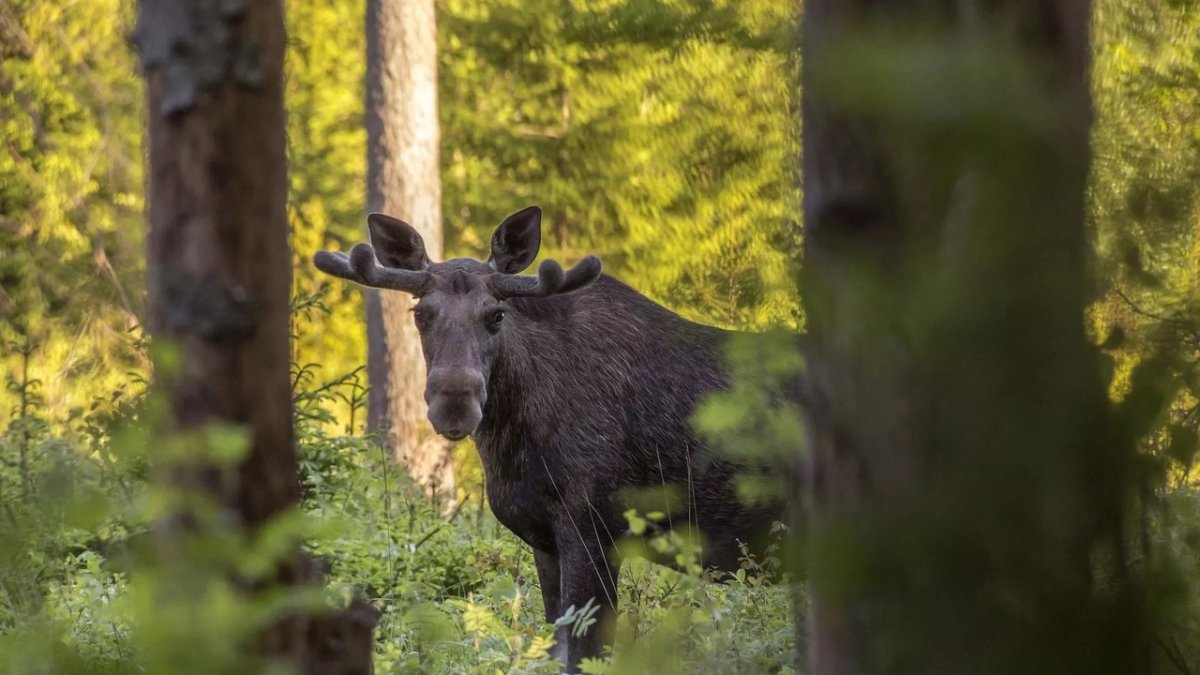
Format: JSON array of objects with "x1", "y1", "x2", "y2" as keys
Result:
[
  {"x1": 800, "y1": 2, "x2": 1141, "y2": 674},
  {"x1": 134, "y1": 0, "x2": 376, "y2": 670},
  {"x1": 364, "y1": 0, "x2": 453, "y2": 495}
]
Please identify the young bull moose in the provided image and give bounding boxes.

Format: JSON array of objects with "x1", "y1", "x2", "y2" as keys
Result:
[{"x1": 314, "y1": 206, "x2": 790, "y2": 670}]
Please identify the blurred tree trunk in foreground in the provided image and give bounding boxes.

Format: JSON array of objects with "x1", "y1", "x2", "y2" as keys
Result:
[
  {"x1": 365, "y1": 0, "x2": 453, "y2": 495},
  {"x1": 800, "y1": 2, "x2": 1145, "y2": 674},
  {"x1": 134, "y1": 0, "x2": 376, "y2": 670}
]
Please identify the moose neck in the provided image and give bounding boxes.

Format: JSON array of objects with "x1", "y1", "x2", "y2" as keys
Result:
[{"x1": 471, "y1": 274, "x2": 727, "y2": 460}]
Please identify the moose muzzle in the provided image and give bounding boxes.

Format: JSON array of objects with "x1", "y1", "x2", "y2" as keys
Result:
[{"x1": 425, "y1": 367, "x2": 486, "y2": 441}]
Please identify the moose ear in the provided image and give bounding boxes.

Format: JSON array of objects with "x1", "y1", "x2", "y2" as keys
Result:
[
  {"x1": 367, "y1": 213, "x2": 430, "y2": 270},
  {"x1": 488, "y1": 206, "x2": 542, "y2": 274}
]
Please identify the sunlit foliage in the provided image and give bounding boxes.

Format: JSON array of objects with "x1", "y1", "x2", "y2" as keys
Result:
[
  {"x1": 286, "y1": 0, "x2": 370, "y2": 398},
  {"x1": 439, "y1": 0, "x2": 800, "y2": 329},
  {"x1": 1090, "y1": 0, "x2": 1200, "y2": 485},
  {"x1": 0, "y1": 0, "x2": 145, "y2": 421}
]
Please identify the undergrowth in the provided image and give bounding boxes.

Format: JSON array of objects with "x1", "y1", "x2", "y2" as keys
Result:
[{"x1": 0, "y1": 335, "x2": 798, "y2": 673}]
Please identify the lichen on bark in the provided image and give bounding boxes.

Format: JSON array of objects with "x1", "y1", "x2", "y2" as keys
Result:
[{"x1": 132, "y1": 0, "x2": 265, "y2": 116}]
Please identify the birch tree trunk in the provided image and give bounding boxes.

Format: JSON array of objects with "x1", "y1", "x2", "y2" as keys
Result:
[
  {"x1": 364, "y1": 0, "x2": 453, "y2": 495},
  {"x1": 800, "y1": 2, "x2": 1143, "y2": 673}
]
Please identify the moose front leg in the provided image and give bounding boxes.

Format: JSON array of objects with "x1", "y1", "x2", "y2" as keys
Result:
[
  {"x1": 554, "y1": 534, "x2": 619, "y2": 673},
  {"x1": 534, "y1": 548, "x2": 562, "y2": 622},
  {"x1": 533, "y1": 548, "x2": 568, "y2": 664}
]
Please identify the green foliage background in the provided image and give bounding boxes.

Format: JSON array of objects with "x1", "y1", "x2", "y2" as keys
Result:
[
  {"x1": 0, "y1": 0, "x2": 800, "y2": 423},
  {"x1": 1, "y1": 0, "x2": 146, "y2": 421},
  {"x1": 1, "y1": 0, "x2": 1198, "y2": 672},
  {"x1": 1091, "y1": 0, "x2": 1200, "y2": 471}
]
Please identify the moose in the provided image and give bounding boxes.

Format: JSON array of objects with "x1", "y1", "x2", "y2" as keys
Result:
[{"x1": 314, "y1": 206, "x2": 793, "y2": 670}]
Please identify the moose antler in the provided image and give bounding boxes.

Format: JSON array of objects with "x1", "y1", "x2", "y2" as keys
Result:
[
  {"x1": 314, "y1": 241, "x2": 601, "y2": 299},
  {"x1": 488, "y1": 256, "x2": 602, "y2": 299},
  {"x1": 312, "y1": 243, "x2": 432, "y2": 295}
]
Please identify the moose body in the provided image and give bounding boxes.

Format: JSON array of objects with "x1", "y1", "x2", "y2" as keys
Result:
[{"x1": 315, "y1": 207, "x2": 789, "y2": 671}]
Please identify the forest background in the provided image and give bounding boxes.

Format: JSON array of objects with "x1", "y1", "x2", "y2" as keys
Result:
[{"x1": 1, "y1": 0, "x2": 1198, "y2": 673}]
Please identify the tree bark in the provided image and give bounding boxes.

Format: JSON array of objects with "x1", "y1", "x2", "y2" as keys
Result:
[
  {"x1": 364, "y1": 0, "x2": 453, "y2": 495},
  {"x1": 800, "y1": 2, "x2": 1141, "y2": 674},
  {"x1": 135, "y1": 0, "x2": 376, "y2": 669}
]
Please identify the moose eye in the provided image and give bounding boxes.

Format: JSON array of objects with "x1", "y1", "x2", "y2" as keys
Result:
[
  {"x1": 411, "y1": 306, "x2": 434, "y2": 328},
  {"x1": 486, "y1": 308, "x2": 506, "y2": 332}
]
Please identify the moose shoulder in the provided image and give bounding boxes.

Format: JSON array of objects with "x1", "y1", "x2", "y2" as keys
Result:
[{"x1": 314, "y1": 206, "x2": 791, "y2": 671}]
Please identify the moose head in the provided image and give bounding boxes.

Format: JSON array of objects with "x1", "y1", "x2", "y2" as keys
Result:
[{"x1": 314, "y1": 206, "x2": 602, "y2": 441}]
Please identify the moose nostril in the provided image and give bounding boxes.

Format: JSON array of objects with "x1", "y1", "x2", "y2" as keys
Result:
[{"x1": 426, "y1": 394, "x2": 483, "y2": 441}]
